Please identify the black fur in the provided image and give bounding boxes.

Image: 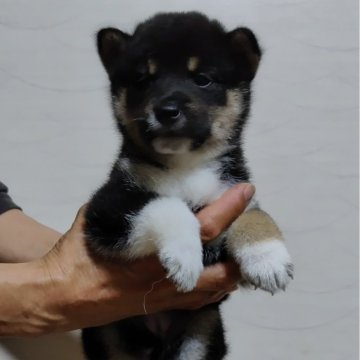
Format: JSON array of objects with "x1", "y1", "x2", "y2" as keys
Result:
[
  {"x1": 85, "y1": 167, "x2": 156, "y2": 257},
  {"x1": 83, "y1": 11, "x2": 261, "y2": 360}
]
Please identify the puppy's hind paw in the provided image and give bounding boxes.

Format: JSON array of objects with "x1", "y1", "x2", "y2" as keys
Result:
[
  {"x1": 236, "y1": 239, "x2": 294, "y2": 294},
  {"x1": 159, "y1": 242, "x2": 204, "y2": 292}
]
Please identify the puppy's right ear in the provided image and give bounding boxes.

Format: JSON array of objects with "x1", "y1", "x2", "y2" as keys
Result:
[{"x1": 97, "y1": 28, "x2": 130, "y2": 76}]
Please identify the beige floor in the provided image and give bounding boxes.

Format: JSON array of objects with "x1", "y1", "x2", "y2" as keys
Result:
[{"x1": 0, "y1": 0, "x2": 358, "y2": 359}]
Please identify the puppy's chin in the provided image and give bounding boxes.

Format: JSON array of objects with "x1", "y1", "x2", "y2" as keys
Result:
[{"x1": 152, "y1": 137, "x2": 192, "y2": 154}]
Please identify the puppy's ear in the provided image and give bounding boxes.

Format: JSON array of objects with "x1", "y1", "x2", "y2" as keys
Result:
[
  {"x1": 97, "y1": 28, "x2": 130, "y2": 76},
  {"x1": 227, "y1": 27, "x2": 262, "y2": 81}
]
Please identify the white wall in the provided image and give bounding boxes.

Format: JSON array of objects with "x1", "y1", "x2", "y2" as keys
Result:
[{"x1": 0, "y1": 0, "x2": 358, "y2": 359}]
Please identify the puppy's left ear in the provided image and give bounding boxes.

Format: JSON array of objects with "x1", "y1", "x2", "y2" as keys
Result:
[{"x1": 227, "y1": 27, "x2": 262, "y2": 81}]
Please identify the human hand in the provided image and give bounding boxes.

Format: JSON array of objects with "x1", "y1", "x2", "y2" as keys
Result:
[{"x1": 37, "y1": 183, "x2": 255, "y2": 333}]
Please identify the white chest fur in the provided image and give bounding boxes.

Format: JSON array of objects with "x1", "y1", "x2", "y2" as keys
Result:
[{"x1": 135, "y1": 164, "x2": 229, "y2": 208}]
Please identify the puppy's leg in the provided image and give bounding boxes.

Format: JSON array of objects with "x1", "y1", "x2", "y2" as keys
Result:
[
  {"x1": 82, "y1": 325, "x2": 139, "y2": 360},
  {"x1": 226, "y1": 207, "x2": 294, "y2": 294},
  {"x1": 175, "y1": 308, "x2": 227, "y2": 360},
  {"x1": 128, "y1": 197, "x2": 203, "y2": 292},
  {"x1": 86, "y1": 178, "x2": 203, "y2": 291},
  {"x1": 85, "y1": 177, "x2": 156, "y2": 258}
]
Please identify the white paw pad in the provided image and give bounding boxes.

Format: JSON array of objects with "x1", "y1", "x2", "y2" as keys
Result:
[
  {"x1": 236, "y1": 239, "x2": 294, "y2": 294},
  {"x1": 159, "y1": 240, "x2": 204, "y2": 292}
]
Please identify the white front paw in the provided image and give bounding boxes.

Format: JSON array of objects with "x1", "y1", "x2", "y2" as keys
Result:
[
  {"x1": 159, "y1": 238, "x2": 204, "y2": 292},
  {"x1": 127, "y1": 197, "x2": 203, "y2": 292},
  {"x1": 236, "y1": 239, "x2": 294, "y2": 294}
]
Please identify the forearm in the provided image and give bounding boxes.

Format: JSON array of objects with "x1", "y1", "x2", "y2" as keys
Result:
[
  {"x1": 0, "y1": 259, "x2": 66, "y2": 336},
  {"x1": 0, "y1": 210, "x2": 61, "y2": 262}
]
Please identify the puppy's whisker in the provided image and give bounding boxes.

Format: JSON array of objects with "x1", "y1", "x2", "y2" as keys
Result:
[{"x1": 133, "y1": 117, "x2": 146, "y2": 122}]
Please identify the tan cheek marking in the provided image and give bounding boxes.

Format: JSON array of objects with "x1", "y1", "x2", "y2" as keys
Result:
[
  {"x1": 182, "y1": 89, "x2": 242, "y2": 162},
  {"x1": 113, "y1": 90, "x2": 127, "y2": 124},
  {"x1": 187, "y1": 56, "x2": 199, "y2": 72},
  {"x1": 210, "y1": 89, "x2": 242, "y2": 140},
  {"x1": 113, "y1": 90, "x2": 150, "y2": 151},
  {"x1": 148, "y1": 59, "x2": 157, "y2": 75}
]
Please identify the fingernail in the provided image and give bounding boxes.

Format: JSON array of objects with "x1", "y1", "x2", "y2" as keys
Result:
[{"x1": 243, "y1": 184, "x2": 256, "y2": 202}]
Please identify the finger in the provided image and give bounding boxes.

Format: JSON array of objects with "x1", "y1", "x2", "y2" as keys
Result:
[
  {"x1": 147, "y1": 289, "x2": 215, "y2": 313},
  {"x1": 197, "y1": 183, "x2": 255, "y2": 242},
  {"x1": 195, "y1": 261, "x2": 242, "y2": 291},
  {"x1": 176, "y1": 290, "x2": 229, "y2": 311},
  {"x1": 143, "y1": 261, "x2": 242, "y2": 294},
  {"x1": 205, "y1": 291, "x2": 229, "y2": 305}
]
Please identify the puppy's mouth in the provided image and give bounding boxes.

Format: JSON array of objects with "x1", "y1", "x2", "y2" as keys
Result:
[
  {"x1": 144, "y1": 112, "x2": 192, "y2": 154},
  {"x1": 138, "y1": 112, "x2": 211, "y2": 155},
  {"x1": 151, "y1": 136, "x2": 192, "y2": 154}
]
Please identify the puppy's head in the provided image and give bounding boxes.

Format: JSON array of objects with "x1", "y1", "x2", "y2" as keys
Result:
[{"x1": 97, "y1": 12, "x2": 261, "y2": 158}]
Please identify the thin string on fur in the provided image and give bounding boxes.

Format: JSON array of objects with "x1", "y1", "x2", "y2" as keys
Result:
[{"x1": 143, "y1": 277, "x2": 166, "y2": 315}]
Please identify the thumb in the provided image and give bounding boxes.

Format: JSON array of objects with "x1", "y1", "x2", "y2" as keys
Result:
[
  {"x1": 70, "y1": 204, "x2": 88, "y2": 232},
  {"x1": 196, "y1": 183, "x2": 255, "y2": 242}
]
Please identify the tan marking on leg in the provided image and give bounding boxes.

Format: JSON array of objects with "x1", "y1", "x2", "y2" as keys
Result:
[
  {"x1": 187, "y1": 56, "x2": 199, "y2": 72},
  {"x1": 148, "y1": 59, "x2": 157, "y2": 75},
  {"x1": 227, "y1": 208, "x2": 283, "y2": 248},
  {"x1": 226, "y1": 209, "x2": 293, "y2": 293}
]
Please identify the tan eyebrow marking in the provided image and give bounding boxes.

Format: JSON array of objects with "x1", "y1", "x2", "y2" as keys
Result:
[
  {"x1": 187, "y1": 56, "x2": 199, "y2": 72},
  {"x1": 148, "y1": 59, "x2": 157, "y2": 75}
]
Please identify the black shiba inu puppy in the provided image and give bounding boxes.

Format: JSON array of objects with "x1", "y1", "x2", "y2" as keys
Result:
[{"x1": 82, "y1": 12, "x2": 294, "y2": 360}]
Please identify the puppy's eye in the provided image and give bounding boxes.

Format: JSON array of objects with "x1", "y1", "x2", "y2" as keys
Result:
[{"x1": 193, "y1": 73, "x2": 213, "y2": 88}]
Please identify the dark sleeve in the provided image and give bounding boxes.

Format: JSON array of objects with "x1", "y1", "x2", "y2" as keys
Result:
[{"x1": 0, "y1": 181, "x2": 22, "y2": 215}]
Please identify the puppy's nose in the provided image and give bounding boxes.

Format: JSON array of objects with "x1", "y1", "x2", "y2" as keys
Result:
[{"x1": 154, "y1": 102, "x2": 181, "y2": 124}]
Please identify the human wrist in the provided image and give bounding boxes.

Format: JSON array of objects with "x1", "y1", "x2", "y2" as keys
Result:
[
  {"x1": 0, "y1": 259, "x2": 67, "y2": 336},
  {"x1": 0, "y1": 209, "x2": 61, "y2": 262}
]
